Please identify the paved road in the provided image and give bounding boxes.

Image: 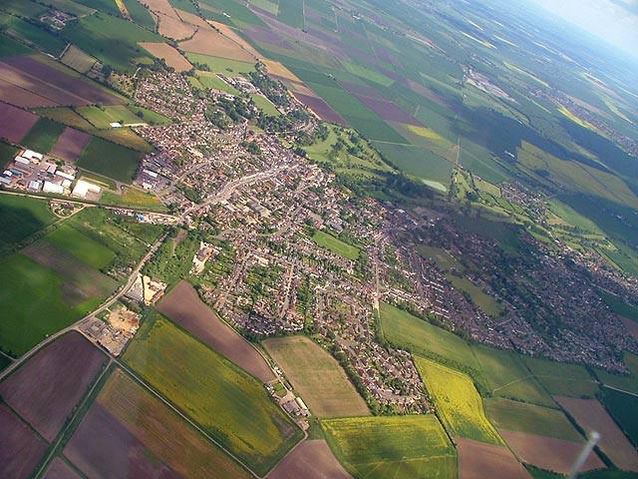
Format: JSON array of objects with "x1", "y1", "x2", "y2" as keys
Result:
[{"x1": 0, "y1": 233, "x2": 167, "y2": 382}]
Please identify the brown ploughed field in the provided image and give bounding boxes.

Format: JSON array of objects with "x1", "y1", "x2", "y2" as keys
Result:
[
  {"x1": 292, "y1": 92, "x2": 347, "y2": 125},
  {"x1": 269, "y1": 440, "x2": 352, "y2": 479},
  {"x1": 50, "y1": 127, "x2": 91, "y2": 162},
  {"x1": 500, "y1": 430, "x2": 605, "y2": 474},
  {"x1": 0, "y1": 78, "x2": 58, "y2": 108},
  {"x1": 0, "y1": 404, "x2": 48, "y2": 479},
  {"x1": 44, "y1": 458, "x2": 82, "y2": 479},
  {"x1": 0, "y1": 331, "x2": 107, "y2": 441},
  {"x1": 0, "y1": 101, "x2": 39, "y2": 142},
  {"x1": 157, "y1": 281, "x2": 275, "y2": 382},
  {"x1": 555, "y1": 396, "x2": 638, "y2": 472},
  {"x1": 457, "y1": 438, "x2": 532, "y2": 479}
]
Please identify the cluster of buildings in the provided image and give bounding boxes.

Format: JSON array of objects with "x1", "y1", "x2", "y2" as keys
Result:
[
  {"x1": 78, "y1": 303, "x2": 140, "y2": 357},
  {"x1": 1, "y1": 148, "x2": 104, "y2": 200}
]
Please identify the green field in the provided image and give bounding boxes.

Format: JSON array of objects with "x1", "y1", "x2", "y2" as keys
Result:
[
  {"x1": 123, "y1": 0, "x2": 156, "y2": 29},
  {"x1": 599, "y1": 291, "x2": 638, "y2": 322},
  {"x1": 195, "y1": 72, "x2": 241, "y2": 94},
  {"x1": 251, "y1": 94, "x2": 280, "y2": 116},
  {"x1": 123, "y1": 315, "x2": 303, "y2": 475},
  {"x1": 312, "y1": 230, "x2": 360, "y2": 260},
  {"x1": 415, "y1": 356, "x2": 502, "y2": 445},
  {"x1": 322, "y1": 415, "x2": 457, "y2": 479},
  {"x1": 379, "y1": 302, "x2": 480, "y2": 373},
  {"x1": 594, "y1": 353, "x2": 638, "y2": 395},
  {"x1": 20, "y1": 118, "x2": 66, "y2": 153},
  {"x1": 523, "y1": 356, "x2": 599, "y2": 398},
  {"x1": 61, "y1": 12, "x2": 163, "y2": 71},
  {"x1": 126, "y1": 105, "x2": 172, "y2": 125},
  {"x1": 277, "y1": 0, "x2": 304, "y2": 29},
  {"x1": 186, "y1": 53, "x2": 256, "y2": 76},
  {"x1": 142, "y1": 229, "x2": 199, "y2": 284},
  {"x1": 0, "y1": 13, "x2": 67, "y2": 56},
  {"x1": 485, "y1": 398, "x2": 583, "y2": 442},
  {"x1": 45, "y1": 223, "x2": 116, "y2": 270},
  {"x1": 76, "y1": 105, "x2": 148, "y2": 129},
  {"x1": 0, "y1": 254, "x2": 94, "y2": 356},
  {"x1": 100, "y1": 187, "x2": 167, "y2": 211},
  {"x1": 0, "y1": 32, "x2": 32, "y2": 57},
  {"x1": 473, "y1": 346, "x2": 555, "y2": 407},
  {"x1": 446, "y1": 274, "x2": 505, "y2": 317},
  {"x1": 77, "y1": 137, "x2": 141, "y2": 183},
  {"x1": 599, "y1": 387, "x2": 638, "y2": 446},
  {"x1": 263, "y1": 336, "x2": 369, "y2": 417},
  {"x1": 199, "y1": 0, "x2": 265, "y2": 25},
  {"x1": 0, "y1": 195, "x2": 56, "y2": 253}
]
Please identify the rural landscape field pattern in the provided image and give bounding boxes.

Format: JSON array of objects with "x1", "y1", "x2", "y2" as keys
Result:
[{"x1": 0, "y1": 0, "x2": 637, "y2": 478}]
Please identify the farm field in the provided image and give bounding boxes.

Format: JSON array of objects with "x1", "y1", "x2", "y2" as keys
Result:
[
  {"x1": 312, "y1": 230, "x2": 360, "y2": 260},
  {"x1": 76, "y1": 105, "x2": 147, "y2": 129},
  {"x1": 100, "y1": 187, "x2": 166, "y2": 211},
  {"x1": 500, "y1": 430, "x2": 606, "y2": 474},
  {"x1": 92, "y1": 127, "x2": 153, "y2": 152},
  {"x1": 60, "y1": 12, "x2": 164, "y2": 71},
  {"x1": 251, "y1": 93, "x2": 280, "y2": 116},
  {"x1": 0, "y1": 404, "x2": 47, "y2": 479},
  {"x1": 0, "y1": 195, "x2": 56, "y2": 253},
  {"x1": 157, "y1": 281, "x2": 275, "y2": 382},
  {"x1": 20, "y1": 118, "x2": 66, "y2": 153},
  {"x1": 77, "y1": 137, "x2": 141, "y2": 182},
  {"x1": 43, "y1": 458, "x2": 82, "y2": 479},
  {"x1": 0, "y1": 102, "x2": 39, "y2": 143},
  {"x1": 49, "y1": 127, "x2": 92, "y2": 162},
  {"x1": 60, "y1": 45, "x2": 96, "y2": 74},
  {"x1": 600, "y1": 387, "x2": 638, "y2": 446},
  {"x1": 0, "y1": 254, "x2": 94, "y2": 356},
  {"x1": 263, "y1": 336, "x2": 369, "y2": 417},
  {"x1": 523, "y1": 356, "x2": 599, "y2": 398},
  {"x1": 415, "y1": 356, "x2": 502, "y2": 445},
  {"x1": 485, "y1": 398, "x2": 582, "y2": 442},
  {"x1": 44, "y1": 223, "x2": 117, "y2": 270},
  {"x1": 0, "y1": 331, "x2": 106, "y2": 441},
  {"x1": 65, "y1": 368, "x2": 252, "y2": 479},
  {"x1": 457, "y1": 438, "x2": 531, "y2": 479},
  {"x1": 277, "y1": 0, "x2": 304, "y2": 28},
  {"x1": 322, "y1": 415, "x2": 457, "y2": 479},
  {"x1": 594, "y1": 353, "x2": 638, "y2": 395},
  {"x1": 555, "y1": 396, "x2": 638, "y2": 472},
  {"x1": 123, "y1": 314, "x2": 303, "y2": 475},
  {"x1": 0, "y1": 141, "x2": 17, "y2": 166},
  {"x1": 139, "y1": 42, "x2": 193, "y2": 72},
  {"x1": 473, "y1": 346, "x2": 554, "y2": 407},
  {"x1": 379, "y1": 303, "x2": 480, "y2": 373},
  {"x1": 446, "y1": 274, "x2": 505, "y2": 317},
  {"x1": 193, "y1": 71, "x2": 241, "y2": 94},
  {"x1": 185, "y1": 52, "x2": 256, "y2": 76},
  {"x1": 269, "y1": 439, "x2": 351, "y2": 479},
  {"x1": 0, "y1": 55, "x2": 123, "y2": 107}
]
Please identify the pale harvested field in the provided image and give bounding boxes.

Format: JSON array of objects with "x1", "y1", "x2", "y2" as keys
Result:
[
  {"x1": 179, "y1": 29, "x2": 256, "y2": 61},
  {"x1": 157, "y1": 281, "x2": 275, "y2": 382},
  {"x1": 60, "y1": 45, "x2": 96, "y2": 74},
  {"x1": 209, "y1": 21, "x2": 261, "y2": 57},
  {"x1": 139, "y1": 42, "x2": 193, "y2": 72},
  {"x1": 457, "y1": 438, "x2": 531, "y2": 479},
  {"x1": 269, "y1": 440, "x2": 352, "y2": 479},
  {"x1": 555, "y1": 396, "x2": 638, "y2": 471},
  {"x1": 176, "y1": 8, "x2": 210, "y2": 28},
  {"x1": 139, "y1": 0, "x2": 195, "y2": 40},
  {"x1": 263, "y1": 336, "x2": 369, "y2": 417},
  {"x1": 500, "y1": 430, "x2": 605, "y2": 474},
  {"x1": 263, "y1": 60, "x2": 301, "y2": 82}
]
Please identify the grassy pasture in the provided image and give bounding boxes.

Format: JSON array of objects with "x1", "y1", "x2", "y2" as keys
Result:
[
  {"x1": 92, "y1": 127, "x2": 153, "y2": 153},
  {"x1": 446, "y1": 274, "x2": 505, "y2": 317},
  {"x1": 379, "y1": 302, "x2": 480, "y2": 373},
  {"x1": 485, "y1": 398, "x2": 583, "y2": 442},
  {"x1": 599, "y1": 291, "x2": 638, "y2": 322},
  {"x1": 76, "y1": 105, "x2": 147, "y2": 129},
  {"x1": 195, "y1": 72, "x2": 241, "y2": 94},
  {"x1": 600, "y1": 387, "x2": 638, "y2": 446},
  {"x1": 523, "y1": 356, "x2": 599, "y2": 398},
  {"x1": 123, "y1": 315, "x2": 303, "y2": 475},
  {"x1": 0, "y1": 254, "x2": 90, "y2": 356},
  {"x1": 123, "y1": 0, "x2": 156, "y2": 29},
  {"x1": 251, "y1": 94, "x2": 280, "y2": 116},
  {"x1": 0, "y1": 195, "x2": 55, "y2": 254},
  {"x1": 263, "y1": 336, "x2": 369, "y2": 417},
  {"x1": 0, "y1": 32, "x2": 32, "y2": 57},
  {"x1": 415, "y1": 356, "x2": 502, "y2": 445},
  {"x1": 199, "y1": 0, "x2": 265, "y2": 26},
  {"x1": 20, "y1": 118, "x2": 66, "y2": 154},
  {"x1": 186, "y1": 53, "x2": 255, "y2": 76},
  {"x1": 77, "y1": 137, "x2": 141, "y2": 183},
  {"x1": 312, "y1": 231, "x2": 360, "y2": 260},
  {"x1": 35, "y1": 107, "x2": 95, "y2": 131},
  {"x1": 126, "y1": 105, "x2": 172, "y2": 125},
  {"x1": 0, "y1": 13, "x2": 67, "y2": 56},
  {"x1": 45, "y1": 223, "x2": 116, "y2": 270},
  {"x1": 100, "y1": 187, "x2": 166, "y2": 211},
  {"x1": 322, "y1": 415, "x2": 457, "y2": 479},
  {"x1": 473, "y1": 346, "x2": 555, "y2": 407}
]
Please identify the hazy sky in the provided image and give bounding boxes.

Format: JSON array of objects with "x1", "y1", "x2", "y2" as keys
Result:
[{"x1": 531, "y1": 0, "x2": 638, "y2": 58}]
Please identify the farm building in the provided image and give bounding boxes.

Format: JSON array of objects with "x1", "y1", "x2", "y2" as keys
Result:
[{"x1": 71, "y1": 179, "x2": 101, "y2": 199}]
